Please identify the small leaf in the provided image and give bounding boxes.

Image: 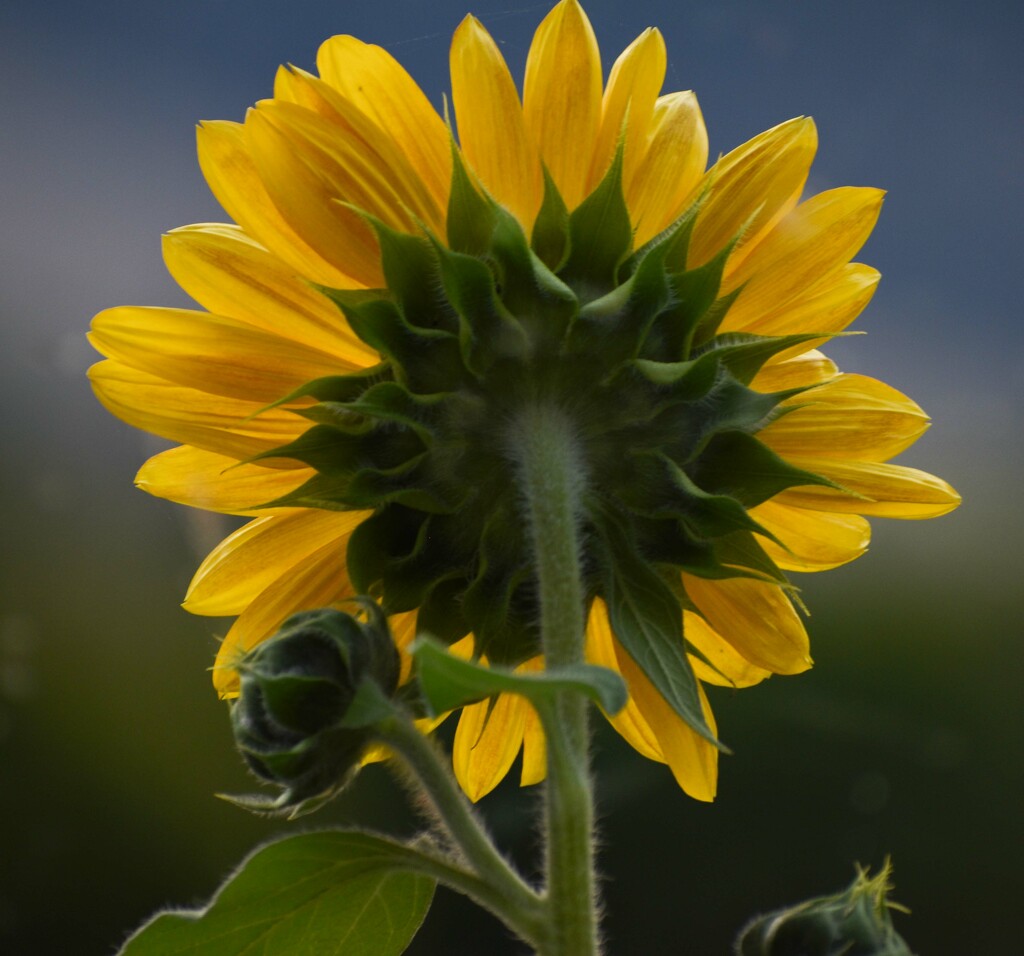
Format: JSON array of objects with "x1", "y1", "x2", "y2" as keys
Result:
[
  {"x1": 411, "y1": 637, "x2": 628, "y2": 717},
  {"x1": 697, "y1": 331, "x2": 832, "y2": 385},
  {"x1": 119, "y1": 831, "x2": 435, "y2": 956},
  {"x1": 446, "y1": 140, "x2": 498, "y2": 257}
]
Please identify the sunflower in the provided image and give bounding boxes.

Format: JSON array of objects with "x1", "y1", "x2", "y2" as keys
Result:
[{"x1": 89, "y1": 0, "x2": 959, "y2": 803}]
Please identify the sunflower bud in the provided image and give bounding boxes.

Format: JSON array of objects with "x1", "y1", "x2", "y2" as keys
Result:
[
  {"x1": 228, "y1": 603, "x2": 399, "y2": 815},
  {"x1": 735, "y1": 861, "x2": 914, "y2": 956}
]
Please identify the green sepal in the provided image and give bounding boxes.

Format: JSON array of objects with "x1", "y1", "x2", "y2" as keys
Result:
[
  {"x1": 326, "y1": 294, "x2": 467, "y2": 395},
  {"x1": 247, "y1": 365, "x2": 393, "y2": 419},
  {"x1": 560, "y1": 140, "x2": 633, "y2": 300},
  {"x1": 628, "y1": 187, "x2": 708, "y2": 274},
  {"x1": 531, "y1": 166, "x2": 571, "y2": 271},
  {"x1": 461, "y1": 505, "x2": 533, "y2": 664},
  {"x1": 345, "y1": 453, "x2": 464, "y2": 514},
  {"x1": 365, "y1": 215, "x2": 458, "y2": 335},
  {"x1": 630, "y1": 351, "x2": 722, "y2": 401},
  {"x1": 593, "y1": 503, "x2": 725, "y2": 749},
  {"x1": 640, "y1": 246, "x2": 731, "y2": 363},
  {"x1": 428, "y1": 236, "x2": 529, "y2": 377},
  {"x1": 691, "y1": 431, "x2": 838, "y2": 506},
  {"x1": 411, "y1": 636, "x2": 627, "y2": 717},
  {"x1": 346, "y1": 505, "x2": 426, "y2": 597},
  {"x1": 566, "y1": 239, "x2": 673, "y2": 369},
  {"x1": 712, "y1": 531, "x2": 791, "y2": 585},
  {"x1": 446, "y1": 139, "x2": 498, "y2": 257},
  {"x1": 117, "y1": 832, "x2": 435, "y2": 956},
  {"x1": 697, "y1": 331, "x2": 834, "y2": 385},
  {"x1": 637, "y1": 452, "x2": 777, "y2": 542},
  {"x1": 416, "y1": 576, "x2": 472, "y2": 645},
  {"x1": 248, "y1": 423, "x2": 423, "y2": 477}
]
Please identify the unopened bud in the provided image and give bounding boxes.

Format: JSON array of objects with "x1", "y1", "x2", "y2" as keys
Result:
[
  {"x1": 735, "y1": 860, "x2": 914, "y2": 956},
  {"x1": 227, "y1": 603, "x2": 399, "y2": 815}
]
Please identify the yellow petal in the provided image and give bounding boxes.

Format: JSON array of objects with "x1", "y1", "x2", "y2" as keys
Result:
[
  {"x1": 722, "y1": 187, "x2": 885, "y2": 330},
  {"x1": 688, "y1": 117, "x2": 817, "y2": 269},
  {"x1": 520, "y1": 707, "x2": 548, "y2": 787},
  {"x1": 136, "y1": 446, "x2": 312, "y2": 515},
  {"x1": 317, "y1": 35, "x2": 452, "y2": 211},
  {"x1": 589, "y1": 27, "x2": 666, "y2": 191},
  {"x1": 523, "y1": 0, "x2": 602, "y2": 209},
  {"x1": 453, "y1": 693, "x2": 528, "y2": 802},
  {"x1": 749, "y1": 499, "x2": 871, "y2": 572},
  {"x1": 244, "y1": 103, "x2": 387, "y2": 287},
  {"x1": 760, "y1": 373, "x2": 930, "y2": 463},
  {"x1": 214, "y1": 537, "x2": 355, "y2": 697},
  {"x1": 185, "y1": 510, "x2": 364, "y2": 616},
  {"x1": 450, "y1": 15, "x2": 543, "y2": 229},
  {"x1": 196, "y1": 120, "x2": 358, "y2": 288},
  {"x1": 749, "y1": 349, "x2": 839, "y2": 392},
  {"x1": 613, "y1": 636, "x2": 718, "y2": 802},
  {"x1": 683, "y1": 575, "x2": 812, "y2": 675},
  {"x1": 585, "y1": 600, "x2": 663, "y2": 761},
  {"x1": 272, "y1": 66, "x2": 444, "y2": 233},
  {"x1": 626, "y1": 91, "x2": 709, "y2": 245},
  {"x1": 685, "y1": 611, "x2": 771, "y2": 688},
  {"x1": 773, "y1": 458, "x2": 962, "y2": 519},
  {"x1": 162, "y1": 224, "x2": 375, "y2": 363},
  {"x1": 90, "y1": 306, "x2": 347, "y2": 404},
  {"x1": 723, "y1": 261, "x2": 879, "y2": 338},
  {"x1": 89, "y1": 361, "x2": 305, "y2": 462}
]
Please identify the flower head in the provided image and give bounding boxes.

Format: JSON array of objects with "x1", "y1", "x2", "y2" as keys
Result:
[{"x1": 89, "y1": 0, "x2": 959, "y2": 802}]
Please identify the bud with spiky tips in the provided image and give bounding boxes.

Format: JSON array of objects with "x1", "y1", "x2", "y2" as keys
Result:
[
  {"x1": 735, "y1": 861, "x2": 915, "y2": 956},
  {"x1": 227, "y1": 603, "x2": 400, "y2": 816}
]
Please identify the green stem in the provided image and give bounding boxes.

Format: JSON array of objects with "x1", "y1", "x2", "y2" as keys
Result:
[
  {"x1": 376, "y1": 712, "x2": 545, "y2": 946},
  {"x1": 513, "y1": 403, "x2": 600, "y2": 956}
]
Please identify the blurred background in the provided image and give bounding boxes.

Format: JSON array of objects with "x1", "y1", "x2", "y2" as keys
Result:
[{"x1": 1, "y1": 0, "x2": 1020, "y2": 952}]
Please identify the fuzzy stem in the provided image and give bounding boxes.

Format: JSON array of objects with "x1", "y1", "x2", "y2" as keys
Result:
[
  {"x1": 513, "y1": 403, "x2": 600, "y2": 956},
  {"x1": 375, "y1": 712, "x2": 545, "y2": 946}
]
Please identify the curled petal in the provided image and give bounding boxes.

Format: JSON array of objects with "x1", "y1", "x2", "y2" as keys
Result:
[
  {"x1": 689, "y1": 117, "x2": 817, "y2": 269},
  {"x1": 761, "y1": 373, "x2": 931, "y2": 463},
  {"x1": 90, "y1": 306, "x2": 347, "y2": 404},
  {"x1": 162, "y1": 224, "x2": 375, "y2": 362},
  {"x1": 453, "y1": 692, "x2": 529, "y2": 802},
  {"x1": 774, "y1": 458, "x2": 962, "y2": 519},
  {"x1": 214, "y1": 538, "x2": 356, "y2": 697},
  {"x1": 196, "y1": 120, "x2": 358, "y2": 288},
  {"x1": 89, "y1": 361, "x2": 305, "y2": 462},
  {"x1": 627, "y1": 91, "x2": 709, "y2": 246},
  {"x1": 135, "y1": 446, "x2": 311, "y2": 515},
  {"x1": 317, "y1": 35, "x2": 452, "y2": 209},
  {"x1": 185, "y1": 510, "x2": 363, "y2": 616},
  {"x1": 683, "y1": 575, "x2": 812, "y2": 675},
  {"x1": 749, "y1": 500, "x2": 871, "y2": 572}
]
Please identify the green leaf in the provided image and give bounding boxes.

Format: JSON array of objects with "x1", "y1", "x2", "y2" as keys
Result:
[
  {"x1": 411, "y1": 636, "x2": 627, "y2": 717},
  {"x1": 119, "y1": 831, "x2": 435, "y2": 956},
  {"x1": 594, "y1": 504, "x2": 725, "y2": 749},
  {"x1": 560, "y1": 141, "x2": 633, "y2": 300}
]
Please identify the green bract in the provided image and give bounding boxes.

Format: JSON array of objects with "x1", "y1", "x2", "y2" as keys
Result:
[
  {"x1": 735, "y1": 862, "x2": 915, "y2": 956},
  {"x1": 252, "y1": 148, "x2": 832, "y2": 735},
  {"x1": 228, "y1": 604, "x2": 400, "y2": 816}
]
